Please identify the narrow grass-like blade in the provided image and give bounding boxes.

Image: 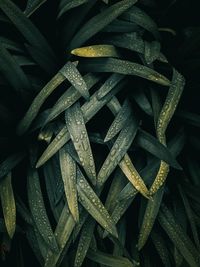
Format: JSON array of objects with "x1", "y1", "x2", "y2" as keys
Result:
[
  {"x1": 27, "y1": 167, "x2": 58, "y2": 252},
  {"x1": 0, "y1": 0, "x2": 56, "y2": 64},
  {"x1": 79, "y1": 58, "x2": 170, "y2": 86},
  {"x1": 135, "y1": 129, "x2": 182, "y2": 170},
  {"x1": 59, "y1": 146, "x2": 79, "y2": 222},
  {"x1": 158, "y1": 206, "x2": 200, "y2": 267},
  {"x1": 24, "y1": 0, "x2": 47, "y2": 17},
  {"x1": 104, "y1": 99, "x2": 132, "y2": 142},
  {"x1": 0, "y1": 152, "x2": 25, "y2": 181},
  {"x1": 0, "y1": 43, "x2": 31, "y2": 93},
  {"x1": 71, "y1": 44, "x2": 119, "y2": 58},
  {"x1": 45, "y1": 73, "x2": 101, "y2": 124},
  {"x1": 65, "y1": 102, "x2": 96, "y2": 184},
  {"x1": 0, "y1": 172, "x2": 16, "y2": 238},
  {"x1": 60, "y1": 61, "x2": 90, "y2": 100},
  {"x1": 97, "y1": 116, "x2": 139, "y2": 187},
  {"x1": 150, "y1": 69, "x2": 185, "y2": 194},
  {"x1": 77, "y1": 168, "x2": 118, "y2": 238},
  {"x1": 97, "y1": 73, "x2": 124, "y2": 100},
  {"x1": 121, "y1": 6, "x2": 160, "y2": 39},
  {"x1": 58, "y1": 0, "x2": 88, "y2": 18},
  {"x1": 178, "y1": 185, "x2": 200, "y2": 249},
  {"x1": 151, "y1": 231, "x2": 171, "y2": 267},
  {"x1": 144, "y1": 41, "x2": 161, "y2": 64},
  {"x1": 87, "y1": 249, "x2": 134, "y2": 267},
  {"x1": 74, "y1": 216, "x2": 96, "y2": 267},
  {"x1": 70, "y1": 0, "x2": 138, "y2": 49},
  {"x1": 16, "y1": 70, "x2": 66, "y2": 135},
  {"x1": 44, "y1": 205, "x2": 75, "y2": 267},
  {"x1": 36, "y1": 79, "x2": 125, "y2": 168},
  {"x1": 138, "y1": 187, "x2": 164, "y2": 250}
]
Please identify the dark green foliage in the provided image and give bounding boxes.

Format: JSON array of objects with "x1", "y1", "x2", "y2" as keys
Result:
[{"x1": 0, "y1": 1, "x2": 199, "y2": 267}]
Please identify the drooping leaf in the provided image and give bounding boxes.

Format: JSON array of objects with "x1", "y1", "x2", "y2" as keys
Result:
[
  {"x1": 135, "y1": 129, "x2": 182, "y2": 170},
  {"x1": 58, "y1": 0, "x2": 88, "y2": 18},
  {"x1": 36, "y1": 79, "x2": 125, "y2": 168},
  {"x1": 104, "y1": 98, "x2": 132, "y2": 142},
  {"x1": 70, "y1": 0, "x2": 138, "y2": 49},
  {"x1": 150, "y1": 68, "x2": 185, "y2": 195},
  {"x1": 0, "y1": 0, "x2": 56, "y2": 65},
  {"x1": 24, "y1": 0, "x2": 47, "y2": 17},
  {"x1": 79, "y1": 58, "x2": 170, "y2": 86},
  {"x1": 27, "y1": 167, "x2": 59, "y2": 252},
  {"x1": 0, "y1": 152, "x2": 25, "y2": 181},
  {"x1": 71, "y1": 44, "x2": 119, "y2": 58},
  {"x1": 151, "y1": 231, "x2": 171, "y2": 267},
  {"x1": 97, "y1": 73, "x2": 124, "y2": 100},
  {"x1": 65, "y1": 102, "x2": 96, "y2": 184},
  {"x1": 44, "y1": 205, "x2": 75, "y2": 267},
  {"x1": 0, "y1": 172, "x2": 16, "y2": 238},
  {"x1": 87, "y1": 249, "x2": 134, "y2": 267},
  {"x1": 59, "y1": 145, "x2": 79, "y2": 222},
  {"x1": 138, "y1": 187, "x2": 164, "y2": 250},
  {"x1": 0, "y1": 43, "x2": 31, "y2": 95},
  {"x1": 59, "y1": 61, "x2": 90, "y2": 100},
  {"x1": 121, "y1": 5, "x2": 160, "y2": 39},
  {"x1": 97, "y1": 116, "x2": 139, "y2": 187},
  {"x1": 74, "y1": 216, "x2": 96, "y2": 267},
  {"x1": 45, "y1": 73, "x2": 101, "y2": 124},
  {"x1": 158, "y1": 205, "x2": 200, "y2": 267},
  {"x1": 77, "y1": 168, "x2": 118, "y2": 238}
]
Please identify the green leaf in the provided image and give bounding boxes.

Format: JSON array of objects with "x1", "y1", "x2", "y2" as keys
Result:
[
  {"x1": 131, "y1": 87, "x2": 153, "y2": 116},
  {"x1": 43, "y1": 159, "x2": 63, "y2": 222},
  {"x1": 138, "y1": 187, "x2": 164, "y2": 250},
  {"x1": 97, "y1": 116, "x2": 139, "y2": 187},
  {"x1": 158, "y1": 205, "x2": 200, "y2": 267},
  {"x1": 59, "y1": 61, "x2": 90, "y2": 100},
  {"x1": 87, "y1": 249, "x2": 134, "y2": 267},
  {"x1": 150, "y1": 68, "x2": 185, "y2": 195},
  {"x1": 36, "y1": 79, "x2": 125, "y2": 168},
  {"x1": 71, "y1": 44, "x2": 119, "y2": 58},
  {"x1": 59, "y1": 146, "x2": 79, "y2": 222},
  {"x1": 121, "y1": 6, "x2": 160, "y2": 39},
  {"x1": 25, "y1": 44, "x2": 56, "y2": 75},
  {"x1": 0, "y1": 172, "x2": 16, "y2": 238},
  {"x1": 0, "y1": 37, "x2": 24, "y2": 52},
  {"x1": 26, "y1": 225, "x2": 44, "y2": 265},
  {"x1": 70, "y1": 0, "x2": 138, "y2": 49},
  {"x1": 45, "y1": 73, "x2": 101, "y2": 124},
  {"x1": 79, "y1": 58, "x2": 170, "y2": 86},
  {"x1": 24, "y1": 0, "x2": 47, "y2": 17},
  {"x1": 74, "y1": 216, "x2": 96, "y2": 267},
  {"x1": 135, "y1": 129, "x2": 182, "y2": 170},
  {"x1": 178, "y1": 185, "x2": 200, "y2": 249},
  {"x1": 0, "y1": 152, "x2": 25, "y2": 181},
  {"x1": 65, "y1": 102, "x2": 96, "y2": 184},
  {"x1": 0, "y1": 0, "x2": 56, "y2": 65},
  {"x1": 0, "y1": 43, "x2": 31, "y2": 94},
  {"x1": 44, "y1": 205, "x2": 75, "y2": 267},
  {"x1": 104, "y1": 32, "x2": 167, "y2": 63},
  {"x1": 151, "y1": 231, "x2": 171, "y2": 267},
  {"x1": 144, "y1": 41, "x2": 161, "y2": 64},
  {"x1": 102, "y1": 19, "x2": 139, "y2": 33},
  {"x1": 104, "y1": 169, "x2": 127, "y2": 214},
  {"x1": 104, "y1": 99, "x2": 132, "y2": 142},
  {"x1": 97, "y1": 73, "x2": 124, "y2": 100},
  {"x1": 16, "y1": 70, "x2": 66, "y2": 135},
  {"x1": 77, "y1": 168, "x2": 118, "y2": 238},
  {"x1": 27, "y1": 167, "x2": 59, "y2": 252},
  {"x1": 58, "y1": 0, "x2": 88, "y2": 18},
  {"x1": 107, "y1": 97, "x2": 150, "y2": 198}
]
